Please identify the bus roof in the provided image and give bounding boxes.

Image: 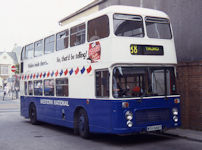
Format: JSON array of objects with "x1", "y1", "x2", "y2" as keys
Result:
[{"x1": 21, "y1": 5, "x2": 169, "y2": 47}]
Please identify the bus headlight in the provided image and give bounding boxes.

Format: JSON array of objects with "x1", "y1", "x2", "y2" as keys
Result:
[
  {"x1": 172, "y1": 108, "x2": 178, "y2": 116},
  {"x1": 125, "y1": 111, "x2": 133, "y2": 121},
  {"x1": 173, "y1": 116, "x2": 178, "y2": 122},
  {"x1": 127, "y1": 120, "x2": 133, "y2": 128}
]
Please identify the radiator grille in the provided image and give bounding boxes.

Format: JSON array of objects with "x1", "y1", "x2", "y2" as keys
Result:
[{"x1": 135, "y1": 108, "x2": 170, "y2": 125}]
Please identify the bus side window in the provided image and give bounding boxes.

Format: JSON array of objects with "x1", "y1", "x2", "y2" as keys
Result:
[
  {"x1": 34, "y1": 80, "x2": 43, "y2": 96},
  {"x1": 44, "y1": 35, "x2": 55, "y2": 54},
  {"x1": 88, "y1": 15, "x2": 109, "y2": 42},
  {"x1": 56, "y1": 78, "x2": 68, "y2": 96},
  {"x1": 70, "y1": 23, "x2": 86, "y2": 47},
  {"x1": 95, "y1": 70, "x2": 109, "y2": 97},
  {"x1": 24, "y1": 81, "x2": 27, "y2": 95},
  {"x1": 28, "y1": 81, "x2": 33, "y2": 96},
  {"x1": 44, "y1": 79, "x2": 55, "y2": 96},
  {"x1": 56, "y1": 30, "x2": 69, "y2": 51},
  {"x1": 34, "y1": 40, "x2": 43, "y2": 57}
]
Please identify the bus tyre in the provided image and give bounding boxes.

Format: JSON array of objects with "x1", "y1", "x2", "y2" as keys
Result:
[
  {"x1": 29, "y1": 104, "x2": 38, "y2": 125},
  {"x1": 78, "y1": 109, "x2": 90, "y2": 139}
]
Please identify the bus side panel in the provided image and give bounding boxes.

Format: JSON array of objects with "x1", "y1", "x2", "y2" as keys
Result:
[
  {"x1": 85, "y1": 99, "x2": 113, "y2": 133},
  {"x1": 20, "y1": 96, "x2": 29, "y2": 118}
]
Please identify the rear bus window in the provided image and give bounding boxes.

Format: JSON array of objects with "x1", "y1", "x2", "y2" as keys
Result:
[
  {"x1": 44, "y1": 79, "x2": 54, "y2": 96},
  {"x1": 56, "y1": 30, "x2": 69, "y2": 51},
  {"x1": 88, "y1": 15, "x2": 109, "y2": 42},
  {"x1": 70, "y1": 23, "x2": 86, "y2": 47},
  {"x1": 25, "y1": 43, "x2": 34, "y2": 59}
]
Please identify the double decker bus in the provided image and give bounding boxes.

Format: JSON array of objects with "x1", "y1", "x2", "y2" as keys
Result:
[{"x1": 20, "y1": 5, "x2": 181, "y2": 138}]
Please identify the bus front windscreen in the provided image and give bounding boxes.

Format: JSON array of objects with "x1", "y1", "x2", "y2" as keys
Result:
[
  {"x1": 112, "y1": 67, "x2": 177, "y2": 98},
  {"x1": 145, "y1": 17, "x2": 172, "y2": 39}
]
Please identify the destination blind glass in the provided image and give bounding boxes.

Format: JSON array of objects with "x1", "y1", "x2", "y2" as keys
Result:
[{"x1": 130, "y1": 44, "x2": 164, "y2": 55}]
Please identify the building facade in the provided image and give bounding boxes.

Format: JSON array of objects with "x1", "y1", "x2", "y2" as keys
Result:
[{"x1": 0, "y1": 52, "x2": 18, "y2": 87}]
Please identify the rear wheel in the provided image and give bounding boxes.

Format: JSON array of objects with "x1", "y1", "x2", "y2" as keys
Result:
[
  {"x1": 29, "y1": 104, "x2": 38, "y2": 125},
  {"x1": 78, "y1": 109, "x2": 90, "y2": 138}
]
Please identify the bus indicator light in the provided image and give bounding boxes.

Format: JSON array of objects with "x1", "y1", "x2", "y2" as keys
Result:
[
  {"x1": 122, "y1": 102, "x2": 129, "y2": 108},
  {"x1": 174, "y1": 98, "x2": 180, "y2": 104}
]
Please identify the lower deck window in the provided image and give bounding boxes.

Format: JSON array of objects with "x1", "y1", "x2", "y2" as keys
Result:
[
  {"x1": 28, "y1": 81, "x2": 33, "y2": 95},
  {"x1": 44, "y1": 79, "x2": 54, "y2": 96},
  {"x1": 56, "y1": 78, "x2": 68, "y2": 96},
  {"x1": 24, "y1": 81, "x2": 27, "y2": 95},
  {"x1": 95, "y1": 70, "x2": 109, "y2": 97},
  {"x1": 34, "y1": 80, "x2": 43, "y2": 96}
]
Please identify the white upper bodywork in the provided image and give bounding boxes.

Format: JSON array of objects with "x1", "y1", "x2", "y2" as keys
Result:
[{"x1": 21, "y1": 6, "x2": 177, "y2": 98}]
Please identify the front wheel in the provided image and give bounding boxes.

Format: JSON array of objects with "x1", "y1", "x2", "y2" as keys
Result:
[
  {"x1": 29, "y1": 104, "x2": 38, "y2": 125},
  {"x1": 78, "y1": 109, "x2": 90, "y2": 138}
]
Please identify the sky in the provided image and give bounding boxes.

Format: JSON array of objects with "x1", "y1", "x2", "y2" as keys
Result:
[{"x1": 0, "y1": 0, "x2": 94, "y2": 52}]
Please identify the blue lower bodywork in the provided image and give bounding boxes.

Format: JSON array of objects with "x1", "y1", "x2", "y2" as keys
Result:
[{"x1": 20, "y1": 96, "x2": 181, "y2": 134}]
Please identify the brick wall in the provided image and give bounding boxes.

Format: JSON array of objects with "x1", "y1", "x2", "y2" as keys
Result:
[{"x1": 177, "y1": 61, "x2": 202, "y2": 130}]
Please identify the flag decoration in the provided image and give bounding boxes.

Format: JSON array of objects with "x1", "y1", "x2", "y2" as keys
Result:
[
  {"x1": 60, "y1": 69, "x2": 63, "y2": 76},
  {"x1": 43, "y1": 72, "x2": 46, "y2": 78},
  {"x1": 47, "y1": 72, "x2": 50, "y2": 78},
  {"x1": 87, "y1": 65, "x2": 92, "y2": 73},
  {"x1": 20, "y1": 65, "x2": 92, "y2": 80},
  {"x1": 55, "y1": 70, "x2": 58, "y2": 77},
  {"x1": 75, "y1": 67, "x2": 79, "y2": 75},
  {"x1": 40, "y1": 73, "x2": 43, "y2": 78},
  {"x1": 69, "y1": 68, "x2": 73, "y2": 76},
  {"x1": 81, "y1": 66, "x2": 85, "y2": 74},
  {"x1": 64, "y1": 69, "x2": 68, "y2": 76},
  {"x1": 51, "y1": 71, "x2": 54, "y2": 77}
]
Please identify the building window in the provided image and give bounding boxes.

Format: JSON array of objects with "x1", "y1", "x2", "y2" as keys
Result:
[
  {"x1": 28, "y1": 81, "x2": 33, "y2": 96},
  {"x1": 70, "y1": 23, "x2": 86, "y2": 47},
  {"x1": 34, "y1": 80, "x2": 43, "y2": 96},
  {"x1": 44, "y1": 79, "x2": 54, "y2": 96},
  {"x1": 25, "y1": 43, "x2": 34, "y2": 59},
  {"x1": 88, "y1": 15, "x2": 109, "y2": 42},
  {"x1": 34, "y1": 40, "x2": 43, "y2": 57},
  {"x1": 0, "y1": 65, "x2": 8, "y2": 75},
  {"x1": 56, "y1": 78, "x2": 68, "y2": 96},
  {"x1": 95, "y1": 70, "x2": 109, "y2": 97},
  {"x1": 44, "y1": 35, "x2": 55, "y2": 54},
  {"x1": 56, "y1": 30, "x2": 69, "y2": 51}
]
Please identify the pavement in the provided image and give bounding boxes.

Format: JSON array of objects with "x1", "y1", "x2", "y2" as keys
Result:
[
  {"x1": 165, "y1": 128, "x2": 202, "y2": 142},
  {"x1": 0, "y1": 94, "x2": 202, "y2": 142}
]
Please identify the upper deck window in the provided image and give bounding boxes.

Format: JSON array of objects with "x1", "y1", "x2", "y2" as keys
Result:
[
  {"x1": 113, "y1": 14, "x2": 144, "y2": 37},
  {"x1": 88, "y1": 15, "x2": 109, "y2": 42},
  {"x1": 34, "y1": 40, "x2": 43, "y2": 57},
  {"x1": 70, "y1": 23, "x2": 86, "y2": 47},
  {"x1": 44, "y1": 35, "x2": 55, "y2": 54},
  {"x1": 145, "y1": 17, "x2": 172, "y2": 39},
  {"x1": 56, "y1": 29, "x2": 69, "y2": 51},
  {"x1": 25, "y1": 43, "x2": 34, "y2": 59}
]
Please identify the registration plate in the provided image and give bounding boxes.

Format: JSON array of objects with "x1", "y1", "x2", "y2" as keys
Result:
[{"x1": 147, "y1": 125, "x2": 162, "y2": 132}]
